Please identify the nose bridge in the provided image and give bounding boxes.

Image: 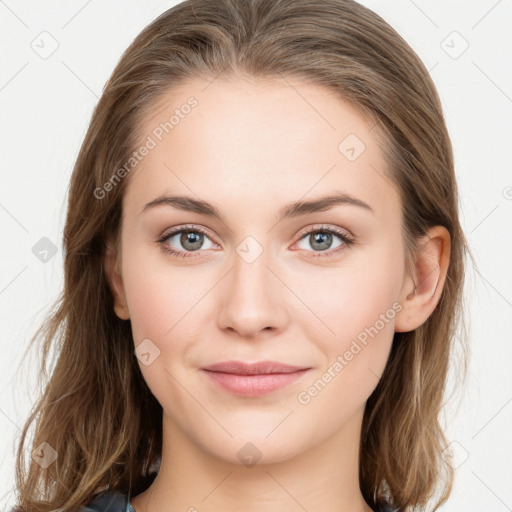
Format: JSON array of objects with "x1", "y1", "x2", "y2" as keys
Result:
[{"x1": 217, "y1": 234, "x2": 286, "y2": 336}]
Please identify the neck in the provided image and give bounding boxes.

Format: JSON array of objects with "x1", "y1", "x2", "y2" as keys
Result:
[{"x1": 131, "y1": 406, "x2": 374, "y2": 512}]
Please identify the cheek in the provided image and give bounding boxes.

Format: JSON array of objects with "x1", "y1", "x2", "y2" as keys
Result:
[
  {"x1": 121, "y1": 243, "x2": 196, "y2": 351},
  {"x1": 295, "y1": 246, "x2": 403, "y2": 340},
  {"x1": 293, "y1": 244, "x2": 403, "y2": 396},
  {"x1": 121, "y1": 251, "x2": 200, "y2": 406}
]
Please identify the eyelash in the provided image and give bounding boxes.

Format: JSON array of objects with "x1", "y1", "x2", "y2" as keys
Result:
[{"x1": 156, "y1": 224, "x2": 355, "y2": 259}]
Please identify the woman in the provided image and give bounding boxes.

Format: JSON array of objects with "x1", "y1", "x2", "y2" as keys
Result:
[{"x1": 12, "y1": 0, "x2": 468, "y2": 511}]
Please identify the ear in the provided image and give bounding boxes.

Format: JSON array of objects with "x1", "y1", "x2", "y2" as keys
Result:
[
  {"x1": 395, "y1": 226, "x2": 451, "y2": 333},
  {"x1": 104, "y1": 238, "x2": 130, "y2": 320}
]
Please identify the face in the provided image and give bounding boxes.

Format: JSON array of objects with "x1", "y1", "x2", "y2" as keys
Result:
[{"x1": 109, "y1": 75, "x2": 409, "y2": 465}]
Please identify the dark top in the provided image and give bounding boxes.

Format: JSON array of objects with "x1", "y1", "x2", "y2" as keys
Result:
[
  {"x1": 78, "y1": 491, "x2": 135, "y2": 512},
  {"x1": 78, "y1": 489, "x2": 400, "y2": 512}
]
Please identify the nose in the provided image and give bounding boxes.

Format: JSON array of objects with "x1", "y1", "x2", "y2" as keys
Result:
[{"x1": 216, "y1": 243, "x2": 288, "y2": 339}]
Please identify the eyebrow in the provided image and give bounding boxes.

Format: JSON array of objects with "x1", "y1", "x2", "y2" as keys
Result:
[{"x1": 140, "y1": 192, "x2": 374, "y2": 222}]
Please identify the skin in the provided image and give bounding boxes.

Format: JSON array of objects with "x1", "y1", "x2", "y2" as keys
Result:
[{"x1": 104, "y1": 74, "x2": 450, "y2": 512}]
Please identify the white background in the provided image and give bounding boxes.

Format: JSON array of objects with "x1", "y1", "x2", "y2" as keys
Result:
[{"x1": 1, "y1": 0, "x2": 511, "y2": 510}]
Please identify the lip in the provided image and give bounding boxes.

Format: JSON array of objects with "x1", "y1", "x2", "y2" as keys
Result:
[{"x1": 201, "y1": 360, "x2": 311, "y2": 397}]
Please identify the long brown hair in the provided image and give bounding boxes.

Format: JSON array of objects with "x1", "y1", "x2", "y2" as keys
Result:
[{"x1": 12, "y1": 0, "x2": 469, "y2": 510}]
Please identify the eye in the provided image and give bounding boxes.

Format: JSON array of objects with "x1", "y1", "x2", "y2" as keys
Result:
[
  {"x1": 294, "y1": 224, "x2": 355, "y2": 258},
  {"x1": 157, "y1": 224, "x2": 355, "y2": 259},
  {"x1": 157, "y1": 225, "x2": 217, "y2": 259}
]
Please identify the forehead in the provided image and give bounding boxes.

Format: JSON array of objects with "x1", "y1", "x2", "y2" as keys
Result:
[{"x1": 124, "y1": 75, "x2": 398, "y2": 221}]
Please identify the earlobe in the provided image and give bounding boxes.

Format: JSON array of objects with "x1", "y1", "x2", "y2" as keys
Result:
[
  {"x1": 395, "y1": 226, "x2": 450, "y2": 333},
  {"x1": 104, "y1": 239, "x2": 130, "y2": 320}
]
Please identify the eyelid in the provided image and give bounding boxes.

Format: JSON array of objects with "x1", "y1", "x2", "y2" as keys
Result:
[
  {"x1": 158, "y1": 223, "x2": 354, "y2": 243},
  {"x1": 295, "y1": 223, "x2": 354, "y2": 241},
  {"x1": 158, "y1": 223, "x2": 215, "y2": 241}
]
